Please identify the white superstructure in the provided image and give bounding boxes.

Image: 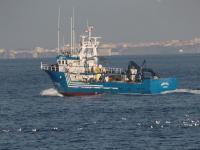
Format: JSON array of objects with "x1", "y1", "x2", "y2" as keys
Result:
[{"x1": 79, "y1": 25, "x2": 101, "y2": 69}]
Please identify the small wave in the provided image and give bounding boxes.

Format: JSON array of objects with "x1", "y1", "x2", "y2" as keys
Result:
[
  {"x1": 40, "y1": 88, "x2": 63, "y2": 97},
  {"x1": 162, "y1": 89, "x2": 200, "y2": 95}
]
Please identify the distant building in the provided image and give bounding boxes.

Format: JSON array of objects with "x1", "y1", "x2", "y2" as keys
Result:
[
  {"x1": 0, "y1": 49, "x2": 5, "y2": 58},
  {"x1": 97, "y1": 48, "x2": 112, "y2": 56},
  {"x1": 111, "y1": 51, "x2": 119, "y2": 55}
]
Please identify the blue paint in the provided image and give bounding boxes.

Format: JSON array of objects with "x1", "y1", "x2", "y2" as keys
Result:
[{"x1": 45, "y1": 70, "x2": 177, "y2": 95}]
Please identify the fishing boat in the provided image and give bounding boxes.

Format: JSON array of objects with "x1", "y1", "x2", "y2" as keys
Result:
[{"x1": 41, "y1": 14, "x2": 177, "y2": 96}]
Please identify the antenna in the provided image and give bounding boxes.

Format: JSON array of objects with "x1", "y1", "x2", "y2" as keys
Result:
[
  {"x1": 57, "y1": 8, "x2": 61, "y2": 53},
  {"x1": 86, "y1": 21, "x2": 92, "y2": 41}
]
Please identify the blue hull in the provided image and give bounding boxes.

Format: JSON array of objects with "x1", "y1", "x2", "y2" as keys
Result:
[{"x1": 45, "y1": 70, "x2": 177, "y2": 96}]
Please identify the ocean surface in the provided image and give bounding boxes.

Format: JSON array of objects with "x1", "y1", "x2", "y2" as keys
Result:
[{"x1": 0, "y1": 54, "x2": 200, "y2": 150}]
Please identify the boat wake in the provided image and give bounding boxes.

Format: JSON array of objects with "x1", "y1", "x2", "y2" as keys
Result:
[
  {"x1": 162, "y1": 88, "x2": 200, "y2": 95},
  {"x1": 40, "y1": 88, "x2": 200, "y2": 97},
  {"x1": 40, "y1": 88, "x2": 63, "y2": 97}
]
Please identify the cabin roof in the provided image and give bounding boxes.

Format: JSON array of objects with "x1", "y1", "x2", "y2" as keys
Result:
[{"x1": 56, "y1": 55, "x2": 80, "y2": 60}]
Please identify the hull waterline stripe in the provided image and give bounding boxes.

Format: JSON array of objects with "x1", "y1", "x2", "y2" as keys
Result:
[
  {"x1": 68, "y1": 85, "x2": 118, "y2": 90},
  {"x1": 69, "y1": 84, "x2": 103, "y2": 87}
]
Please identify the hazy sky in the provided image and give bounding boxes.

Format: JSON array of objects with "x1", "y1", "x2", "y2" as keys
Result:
[{"x1": 0, "y1": 0, "x2": 200, "y2": 49}]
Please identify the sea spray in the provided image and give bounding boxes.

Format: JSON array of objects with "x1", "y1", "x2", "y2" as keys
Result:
[
  {"x1": 162, "y1": 88, "x2": 200, "y2": 95},
  {"x1": 40, "y1": 88, "x2": 63, "y2": 97}
]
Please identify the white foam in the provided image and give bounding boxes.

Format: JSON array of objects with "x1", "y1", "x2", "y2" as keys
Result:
[
  {"x1": 162, "y1": 89, "x2": 200, "y2": 95},
  {"x1": 52, "y1": 127, "x2": 58, "y2": 131},
  {"x1": 17, "y1": 128, "x2": 22, "y2": 132},
  {"x1": 121, "y1": 117, "x2": 127, "y2": 121},
  {"x1": 32, "y1": 128, "x2": 37, "y2": 132},
  {"x1": 2, "y1": 129, "x2": 9, "y2": 133},
  {"x1": 155, "y1": 120, "x2": 160, "y2": 125},
  {"x1": 165, "y1": 120, "x2": 171, "y2": 124},
  {"x1": 77, "y1": 127, "x2": 83, "y2": 131},
  {"x1": 40, "y1": 88, "x2": 63, "y2": 97}
]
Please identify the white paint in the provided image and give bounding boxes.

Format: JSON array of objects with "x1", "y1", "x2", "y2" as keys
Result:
[{"x1": 161, "y1": 82, "x2": 169, "y2": 88}]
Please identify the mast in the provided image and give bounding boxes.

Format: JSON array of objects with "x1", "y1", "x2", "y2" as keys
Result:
[
  {"x1": 70, "y1": 17, "x2": 73, "y2": 54},
  {"x1": 72, "y1": 8, "x2": 75, "y2": 54},
  {"x1": 57, "y1": 8, "x2": 61, "y2": 53},
  {"x1": 86, "y1": 22, "x2": 92, "y2": 41},
  {"x1": 86, "y1": 20, "x2": 89, "y2": 28},
  {"x1": 65, "y1": 19, "x2": 68, "y2": 45},
  {"x1": 80, "y1": 24, "x2": 101, "y2": 65},
  {"x1": 62, "y1": 35, "x2": 65, "y2": 51}
]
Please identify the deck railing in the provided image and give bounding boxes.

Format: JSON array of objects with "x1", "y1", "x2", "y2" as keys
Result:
[
  {"x1": 104, "y1": 67, "x2": 124, "y2": 74},
  {"x1": 41, "y1": 62, "x2": 59, "y2": 72},
  {"x1": 41, "y1": 62, "x2": 124, "y2": 74}
]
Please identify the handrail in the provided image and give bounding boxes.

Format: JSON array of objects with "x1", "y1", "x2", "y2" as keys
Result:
[
  {"x1": 41, "y1": 62, "x2": 124, "y2": 74},
  {"x1": 104, "y1": 67, "x2": 124, "y2": 74},
  {"x1": 41, "y1": 62, "x2": 59, "y2": 72}
]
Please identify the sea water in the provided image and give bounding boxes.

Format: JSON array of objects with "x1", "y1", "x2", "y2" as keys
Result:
[{"x1": 0, "y1": 54, "x2": 200, "y2": 149}]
